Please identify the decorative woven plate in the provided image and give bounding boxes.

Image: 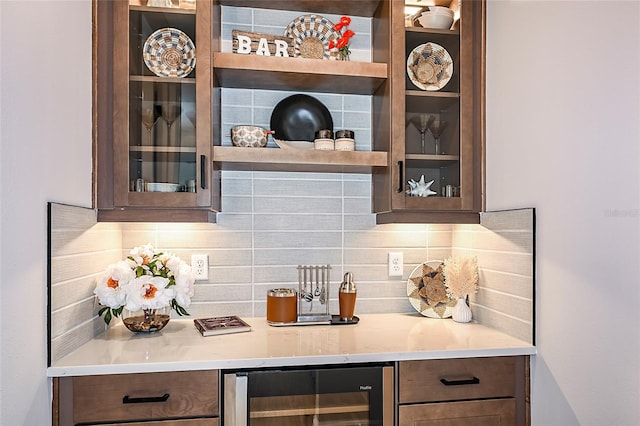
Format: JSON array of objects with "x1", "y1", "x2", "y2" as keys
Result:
[
  {"x1": 284, "y1": 14, "x2": 340, "y2": 60},
  {"x1": 143, "y1": 28, "x2": 196, "y2": 78},
  {"x1": 406, "y1": 42, "x2": 453, "y2": 91},
  {"x1": 407, "y1": 261, "x2": 456, "y2": 318}
]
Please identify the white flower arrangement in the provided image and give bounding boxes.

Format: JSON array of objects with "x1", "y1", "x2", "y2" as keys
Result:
[
  {"x1": 443, "y1": 256, "x2": 479, "y2": 299},
  {"x1": 94, "y1": 243, "x2": 195, "y2": 324}
]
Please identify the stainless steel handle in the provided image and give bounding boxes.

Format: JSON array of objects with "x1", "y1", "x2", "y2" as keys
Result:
[{"x1": 224, "y1": 374, "x2": 248, "y2": 426}]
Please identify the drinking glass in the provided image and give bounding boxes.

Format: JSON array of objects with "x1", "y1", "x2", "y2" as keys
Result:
[
  {"x1": 408, "y1": 114, "x2": 434, "y2": 154},
  {"x1": 140, "y1": 106, "x2": 158, "y2": 146},
  {"x1": 428, "y1": 118, "x2": 448, "y2": 155}
]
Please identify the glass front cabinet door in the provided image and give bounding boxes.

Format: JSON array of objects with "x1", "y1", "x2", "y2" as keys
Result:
[
  {"x1": 373, "y1": 0, "x2": 485, "y2": 224},
  {"x1": 98, "y1": 0, "x2": 218, "y2": 222}
]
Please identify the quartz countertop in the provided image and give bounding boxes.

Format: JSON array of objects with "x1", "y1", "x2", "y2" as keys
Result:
[{"x1": 47, "y1": 313, "x2": 536, "y2": 377}]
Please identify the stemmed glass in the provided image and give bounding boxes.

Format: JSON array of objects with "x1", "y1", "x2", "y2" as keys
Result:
[
  {"x1": 160, "y1": 101, "x2": 181, "y2": 146},
  {"x1": 140, "y1": 105, "x2": 159, "y2": 146},
  {"x1": 428, "y1": 118, "x2": 448, "y2": 155},
  {"x1": 408, "y1": 114, "x2": 434, "y2": 154}
]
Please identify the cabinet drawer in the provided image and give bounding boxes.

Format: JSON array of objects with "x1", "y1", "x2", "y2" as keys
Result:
[
  {"x1": 102, "y1": 419, "x2": 217, "y2": 426},
  {"x1": 72, "y1": 370, "x2": 218, "y2": 424},
  {"x1": 398, "y1": 399, "x2": 516, "y2": 426},
  {"x1": 399, "y1": 357, "x2": 515, "y2": 404},
  {"x1": 101, "y1": 419, "x2": 217, "y2": 426}
]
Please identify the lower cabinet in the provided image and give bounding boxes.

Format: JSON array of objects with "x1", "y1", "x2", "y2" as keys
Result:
[
  {"x1": 53, "y1": 357, "x2": 529, "y2": 426},
  {"x1": 54, "y1": 370, "x2": 219, "y2": 426},
  {"x1": 398, "y1": 356, "x2": 529, "y2": 426},
  {"x1": 399, "y1": 399, "x2": 515, "y2": 426}
]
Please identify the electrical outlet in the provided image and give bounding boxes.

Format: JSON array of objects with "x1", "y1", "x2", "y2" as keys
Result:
[
  {"x1": 388, "y1": 252, "x2": 403, "y2": 277},
  {"x1": 191, "y1": 254, "x2": 209, "y2": 280}
]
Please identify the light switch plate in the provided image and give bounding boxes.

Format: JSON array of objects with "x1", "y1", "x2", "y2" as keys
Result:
[
  {"x1": 191, "y1": 254, "x2": 209, "y2": 280},
  {"x1": 388, "y1": 252, "x2": 403, "y2": 277}
]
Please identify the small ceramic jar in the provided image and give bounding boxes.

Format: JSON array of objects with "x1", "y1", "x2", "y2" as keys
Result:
[
  {"x1": 334, "y1": 129, "x2": 355, "y2": 151},
  {"x1": 314, "y1": 129, "x2": 335, "y2": 150}
]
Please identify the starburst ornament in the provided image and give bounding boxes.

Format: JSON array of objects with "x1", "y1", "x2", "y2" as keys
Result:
[{"x1": 407, "y1": 175, "x2": 436, "y2": 197}]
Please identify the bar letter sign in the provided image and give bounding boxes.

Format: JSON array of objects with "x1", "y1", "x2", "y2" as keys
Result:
[{"x1": 232, "y1": 30, "x2": 294, "y2": 57}]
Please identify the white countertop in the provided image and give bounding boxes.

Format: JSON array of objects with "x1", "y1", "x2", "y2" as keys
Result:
[{"x1": 47, "y1": 313, "x2": 536, "y2": 377}]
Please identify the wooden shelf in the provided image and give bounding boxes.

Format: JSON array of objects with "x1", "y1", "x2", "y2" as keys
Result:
[
  {"x1": 213, "y1": 146, "x2": 388, "y2": 173},
  {"x1": 250, "y1": 393, "x2": 369, "y2": 418},
  {"x1": 130, "y1": 146, "x2": 197, "y2": 153},
  {"x1": 405, "y1": 91, "x2": 459, "y2": 112},
  {"x1": 130, "y1": 75, "x2": 195, "y2": 84},
  {"x1": 218, "y1": 0, "x2": 382, "y2": 17},
  {"x1": 129, "y1": 4, "x2": 196, "y2": 15},
  {"x1": 213, "y1": 53, "x2": 387, "y2": 95}
]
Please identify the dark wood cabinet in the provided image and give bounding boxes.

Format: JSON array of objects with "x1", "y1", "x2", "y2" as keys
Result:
[
  {"x1": 54, "y1": 370, "x2": 219, "y2": 425},
  {"x1": 95, "y1": 0, "x2": 219, "y2": 223},
  {"x1": 94, "y1": 0, "x2": 485, "y2": 223},
  {"x1": 398, "y1": 356, "x2": 529, "y2": 426},
  {"x1": 373, "y1": 0, "x2": 485, "y2": 224}
]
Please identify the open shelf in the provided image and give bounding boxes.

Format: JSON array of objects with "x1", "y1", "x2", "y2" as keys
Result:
[
  {"x1": 218, "y1": 0, "x2": 382, "y2": 17},
  {"x1": 213, "y1": 53, "x2": 387, "y2": 95},
  {"x1": 213, "y1": 146, "x2": 388, "y2": 173}
]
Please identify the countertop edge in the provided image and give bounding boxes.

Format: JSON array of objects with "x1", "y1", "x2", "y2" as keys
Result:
[{"x1": 47, "y1": 313, "x2": 537, "y2": 377}]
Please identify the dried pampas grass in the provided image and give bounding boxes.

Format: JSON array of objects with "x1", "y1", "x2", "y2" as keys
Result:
[{"x1": 443, "y1": 256, "x2": 479, "y2": 299}]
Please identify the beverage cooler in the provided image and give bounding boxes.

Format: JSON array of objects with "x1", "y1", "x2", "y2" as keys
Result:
[{"x1": 223, "y1": 363, "x2": 394, "y2": 425}]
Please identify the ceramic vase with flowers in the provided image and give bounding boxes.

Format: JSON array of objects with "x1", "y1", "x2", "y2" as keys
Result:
[
  {"x1": 443, "y1": 256, "x2": 479, "y2": 323},
  {"x1": 94, "y1": 243, "x2": 195, "y2": 333},
  {"x1": 329, "y1": 16, "x2": 355, "y2": 61}
]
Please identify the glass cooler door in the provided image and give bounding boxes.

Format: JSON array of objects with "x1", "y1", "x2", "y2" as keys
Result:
[{"x1": 224, "y1": 365, "x2": 392, "y2": 426}]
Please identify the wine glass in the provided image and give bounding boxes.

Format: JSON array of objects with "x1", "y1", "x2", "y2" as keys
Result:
[
  {"x1": 140, "y1": 105, "x2": 158, "y2": 146},
  {"x1": 160, "y1": 101, "x2": 181, "y2": 145},
  {"x1": 428, "y1": 118, "x2": 448, "y2": 155},
  {"x1": 408, "y1": 114, "x2": 434, "y2": 154}
]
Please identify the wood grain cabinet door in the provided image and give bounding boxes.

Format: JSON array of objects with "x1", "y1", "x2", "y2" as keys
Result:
[
  {"x1": 72, "y1": 370, "x2": 218, "y2": 424},
  {"x1": 399, "y1": 399, "x2": 516, "y2": 426}
]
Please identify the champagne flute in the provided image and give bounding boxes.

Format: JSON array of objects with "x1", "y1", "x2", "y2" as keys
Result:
[
  {"x1": 428, "y1": 118, "x2": 448, "y2": 155},
  {"x1": 408, "y1": 114, "x2": 434, "y2": 154}
]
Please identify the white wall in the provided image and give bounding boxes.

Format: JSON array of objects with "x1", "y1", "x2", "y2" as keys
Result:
[
  {"x1": 0, "y1": 0, "x2": 92, "y2": 424},
  {"x1": 1, "y1": 0, "x2": 639, "y2": 424},
  {"x1": 486, "y1": 1, "x2": 640, "y2": 425}
]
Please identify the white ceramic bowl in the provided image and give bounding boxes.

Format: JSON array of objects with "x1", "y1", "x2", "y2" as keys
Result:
[
  {"x1": 427, "y1": 6, "x2": 454, "y2": 16},
  {"x1": 274, "y1": 139, "x2": 315, "y2": 150},
  {"x1": 146, "y1": 182, "x2": 181, "y2": 192},
  {"x1": 418, "y1": 12, "x2": 454, "y2": 30}
]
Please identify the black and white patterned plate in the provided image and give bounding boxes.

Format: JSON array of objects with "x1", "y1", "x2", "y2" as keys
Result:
[
  {"x1": 284, "y1": 14, "x2": 340, "y2": 60},
  {"x1": 143, "y1": 28, "x2": 196, "y2": 78}
]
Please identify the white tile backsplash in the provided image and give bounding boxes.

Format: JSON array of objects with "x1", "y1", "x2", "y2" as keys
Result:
[{"x1": 49, "y1": 203, "x2": 536, "y2": 364}]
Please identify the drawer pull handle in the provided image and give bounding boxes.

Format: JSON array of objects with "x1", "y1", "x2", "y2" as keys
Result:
[
  {"x1": 440, "y1": 377, "x2": 480, "y2": 386},
  {"x1": 397, "y1": 161, "x2": 404, "y2": 193},
  {"x1": 122, "y1": 393, "x2": 170, "y2": 404}
]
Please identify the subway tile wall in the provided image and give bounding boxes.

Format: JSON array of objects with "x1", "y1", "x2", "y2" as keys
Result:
[
  {"x1": 48, "y1": 203, "x2": 122, "y2": 363},
  {"x1": 453, "y1": 209, "x2": 535, "y2": 343},
  {"x1": 49, "y1": 204, "x2": 535, "y2": 363}
]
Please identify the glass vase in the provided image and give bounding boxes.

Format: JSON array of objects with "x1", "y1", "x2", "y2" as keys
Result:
[{"x1": 122, "y1": 306, "x2": 171, "y2": 333}]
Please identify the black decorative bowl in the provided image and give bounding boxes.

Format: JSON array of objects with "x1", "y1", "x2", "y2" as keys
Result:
[{"x1": 270, "y1": 94, "x2": 333, "y2": 142}]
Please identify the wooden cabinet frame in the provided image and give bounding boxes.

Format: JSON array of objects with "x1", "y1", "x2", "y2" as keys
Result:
[{"x1": 374, "y1": 0, "x2": 486, "y2": 224}]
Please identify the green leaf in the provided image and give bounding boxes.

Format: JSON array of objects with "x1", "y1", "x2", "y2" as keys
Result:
[{"x1": 104, "y1": 310, "x2": 112, "y2": 325}]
